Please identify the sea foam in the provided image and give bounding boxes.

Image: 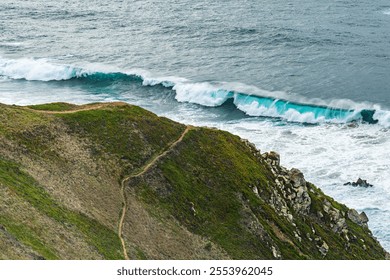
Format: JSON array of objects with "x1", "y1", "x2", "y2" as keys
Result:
[{"x1": 0, "y1": 56, "x2": 388, "y2": 126}]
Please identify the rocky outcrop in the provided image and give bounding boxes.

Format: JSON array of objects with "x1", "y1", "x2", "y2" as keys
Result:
[
  {"x1": 344, "y1": 178, "x2": 373, "y2": 188},
  {"x1": 262, "y1": 152, "x2": 311, "y2": 215},
  {"x1": 259, "y1": 150, "x2": 385, "y2": 258},
  {"x1": 348, "y1": 209, "x2": 369, "y2": 228},
  {"x1": 0, "y1": 102, "x2": 387, "y2": 260}
]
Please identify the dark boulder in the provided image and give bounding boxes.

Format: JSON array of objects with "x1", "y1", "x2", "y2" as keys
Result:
[{"x1": 344, "y1": 178, "x2": 373, "y2": 188}]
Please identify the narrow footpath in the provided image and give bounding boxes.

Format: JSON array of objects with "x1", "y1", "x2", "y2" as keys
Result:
[
  {"x1": 118, "y1": 126, "x2": 192, "y2": 260},
  {"x1": 26, "y1": 103, "x2": 192, "y2": 260}
]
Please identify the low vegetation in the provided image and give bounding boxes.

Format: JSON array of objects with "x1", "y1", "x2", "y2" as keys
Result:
[{"x1": 0, "y1": 102, "x2": 387, "y2": 259}]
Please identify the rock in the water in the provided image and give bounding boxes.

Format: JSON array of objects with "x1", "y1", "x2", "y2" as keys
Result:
[{"x1": 344, "y1": 178, "x2": 373, "y2": 188}]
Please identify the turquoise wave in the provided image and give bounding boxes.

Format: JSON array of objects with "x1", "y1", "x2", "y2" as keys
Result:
[{"x1": 0, "y1": 57, "x2": 381, "y2": 125}]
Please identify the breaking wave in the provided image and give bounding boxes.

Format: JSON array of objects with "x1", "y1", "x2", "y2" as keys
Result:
[{"x1": 1, "y1": 56, "x2": 388, "y2": 125}]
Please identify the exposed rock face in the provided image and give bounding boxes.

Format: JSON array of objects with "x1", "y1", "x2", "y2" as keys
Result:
[
  {"x1": 0, "y1": 103, "x2": 387, "y2": 260},
  {"x1": 262, "y1": 152, "x2": 311, "y2": 215},
  {"x1": 257, "y1": 148, "x2": 385, "y2": 258},
  {"x1": 272, "y1": 246, "x2": 282, "y2": 259},
  {"x1": 290, "y1": 168, "x2": 306, "y2": 188},
  {"x1": 348, "y1": 209, "x2": 369, "y2": 228},
  {"x1": 288, "y1": 168, "x2": 312, "y2": 214},
  {"x1": 318, "y1": 241, "x2": 329, "y2": 257}
]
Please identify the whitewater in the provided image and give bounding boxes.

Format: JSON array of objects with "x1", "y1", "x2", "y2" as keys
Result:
[
  {"x1": 1, "y1": 0, "x2": 390, "y2": 251},
  {"x1": 1, "y1": 57, "x2": 388, "y2": 125}
]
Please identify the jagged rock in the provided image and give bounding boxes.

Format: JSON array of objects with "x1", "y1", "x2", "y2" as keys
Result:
[
  {"x1": 280, "y1": 206, "x2": 288, "y2": 215},
  {"x1": 262, "y1": 151, "x2": 281, "y2": 167},
  {"x1": 279, "y1": 166, "x2": 289, "y2": 175},
  {"x1": 348, "y1": 209, "x2": 369, "y2": 228},
  {"x1": 287, "y1": 193, "x2": 296, "y2": 200},
  {"x1": 329, "y1": 208, "x2": 340, "y2": 221},
  {"x1": 323, "y1": 200, "x2": 331, "y2": 213},
  {"x1": 277, "y1": 175, "x2": 288, "y2": 183},
  {"x1": 241, "y1": 139, "x2": 259, "y2": 154},
  {"x1": 341, "y1": 229, "x2": 350, "y2": 241},
  {"x1": 0, "y1": 102, "x2": 388, "y2": 260},
  {"x1": 294, "y1": 231, "x2": 302, "y2": 242},
  {"x1": 268, "y1": 190, "x2": 290, "y2": 219},
  {"x1": 289, "y1": 168, "x2": 306, "y2": 188},
  {"x1": 333, "y1": 218, "x2": 347, "y2": 233},
  {"x1": 359, "y1": 212, "x2": 369, "y2": 224},
  {"x1": 272, "y1": 246, "x2": 282, "y2": 259},
  {"x1": 189, "y1": 202, "x2": 196, "y2": 216},
  {"x1": 318, "y1": 241, "x2": 329, "y2": 257},
  {"x1": 268, "y1": 151, "x2": 280, "y2": 166},
  {"x1": 344, "y1": 178, "x2": 373, "y2": 188},
  {"x1": 273, "y1": 168, "x2": 311, "y2": 215}
]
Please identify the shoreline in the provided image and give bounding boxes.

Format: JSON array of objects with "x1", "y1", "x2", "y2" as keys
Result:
[{"x1": 0, "y1": 102, "x2": 388, "y2": 259}]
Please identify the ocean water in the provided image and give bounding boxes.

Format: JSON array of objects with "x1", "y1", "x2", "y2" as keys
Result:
[{"x1": 1, "y1": 0, "x2": 390, "y2": 251}]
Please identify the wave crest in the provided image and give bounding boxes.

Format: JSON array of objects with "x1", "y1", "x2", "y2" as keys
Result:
[
  {"x1": 0, "y1": 57, "x2": 84, "y2": 81},
  {"x1": 0, "y1": 56, "x2": 387, "y2": 126}
]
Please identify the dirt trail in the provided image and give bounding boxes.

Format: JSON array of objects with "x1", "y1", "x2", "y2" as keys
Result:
[
  {"x1": 118, "y1": 126, "x2": 192, "y2": 260},
  {"x1": 27, "y1": 103, "x2": 192, "y2": 260}
]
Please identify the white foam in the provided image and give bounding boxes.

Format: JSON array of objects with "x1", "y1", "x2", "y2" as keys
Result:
[
  {"x1": 172, "y1": 82, "x2": 233, "y2": 106},
  {"x1": 234, "y1": 97, "x2": 360, "y2": 124},
  {"x1": 0, "y1": 42, "x2": 26, "y2": 47},
  {"x1": 142, "y1": 75, "x2": 188, "y2": 88},
  {"x1": 383, "y1": 9, "x2": 390, "y2": 15},
  {"x1": 374, "y1": 109, "x2": 390, "y2": 127},
  {"x1": 218, "y1": 81, "x2": 293, "y2": 101},
  {"x1": 140, "y1": 75, "x2": 389, "y2": 125},
  {"x1": 139, "y1": 73, "x2": 234, "y2": 106},
  {"x1": 235, "y1": 99, "x2": 280, "y2": 118},
  {"x1": 219, "y1": 81, "x2": 377, "y2": 112},
  {"x1": 1, "y1": 58, "x2": 390, "y2": 250},
  {"x1": 1, "y1": 56, "x2": 387, "y2": 126},
  {"x1": 0, "y1": 57, "x2": 84, "y2": 81},
  {"x1": 161, "y1": 108, "x2": 390, "y2": 251}
]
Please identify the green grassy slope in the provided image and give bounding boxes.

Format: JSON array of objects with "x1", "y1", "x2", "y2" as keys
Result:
[
  {"x1": 0, "y1": 102, "x2": 387, "y2": 259},
  {"x1": 133, "y1": 128, "x2": 386, "y2": 259}
]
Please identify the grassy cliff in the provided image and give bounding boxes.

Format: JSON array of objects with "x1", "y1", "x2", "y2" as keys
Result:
[{"x1": 0, "y1": 102, "x2": 387, "y2": 259}]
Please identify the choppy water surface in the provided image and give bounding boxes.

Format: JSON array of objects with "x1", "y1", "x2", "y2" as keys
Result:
[{"x1": 1, "y1": 0, "x2": 390, "y2": 251}]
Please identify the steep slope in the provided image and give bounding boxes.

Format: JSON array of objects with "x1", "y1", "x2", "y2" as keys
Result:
[{"x1": 0, "y1": 102, "x2": 387, "y2": 259}]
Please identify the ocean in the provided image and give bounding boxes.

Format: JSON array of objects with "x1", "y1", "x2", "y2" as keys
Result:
[{"x1": 1, "y1": 0, "x2": 389, "y2": 251}]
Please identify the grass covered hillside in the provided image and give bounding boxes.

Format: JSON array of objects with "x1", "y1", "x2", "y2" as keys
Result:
[{"x1": 0, "y1": 102, "x2": 387, "y2": 259}]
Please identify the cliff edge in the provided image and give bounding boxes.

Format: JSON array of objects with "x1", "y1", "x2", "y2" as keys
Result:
[{"x1": 0, "y1": 102, "x2": 387, "y2": 259}]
